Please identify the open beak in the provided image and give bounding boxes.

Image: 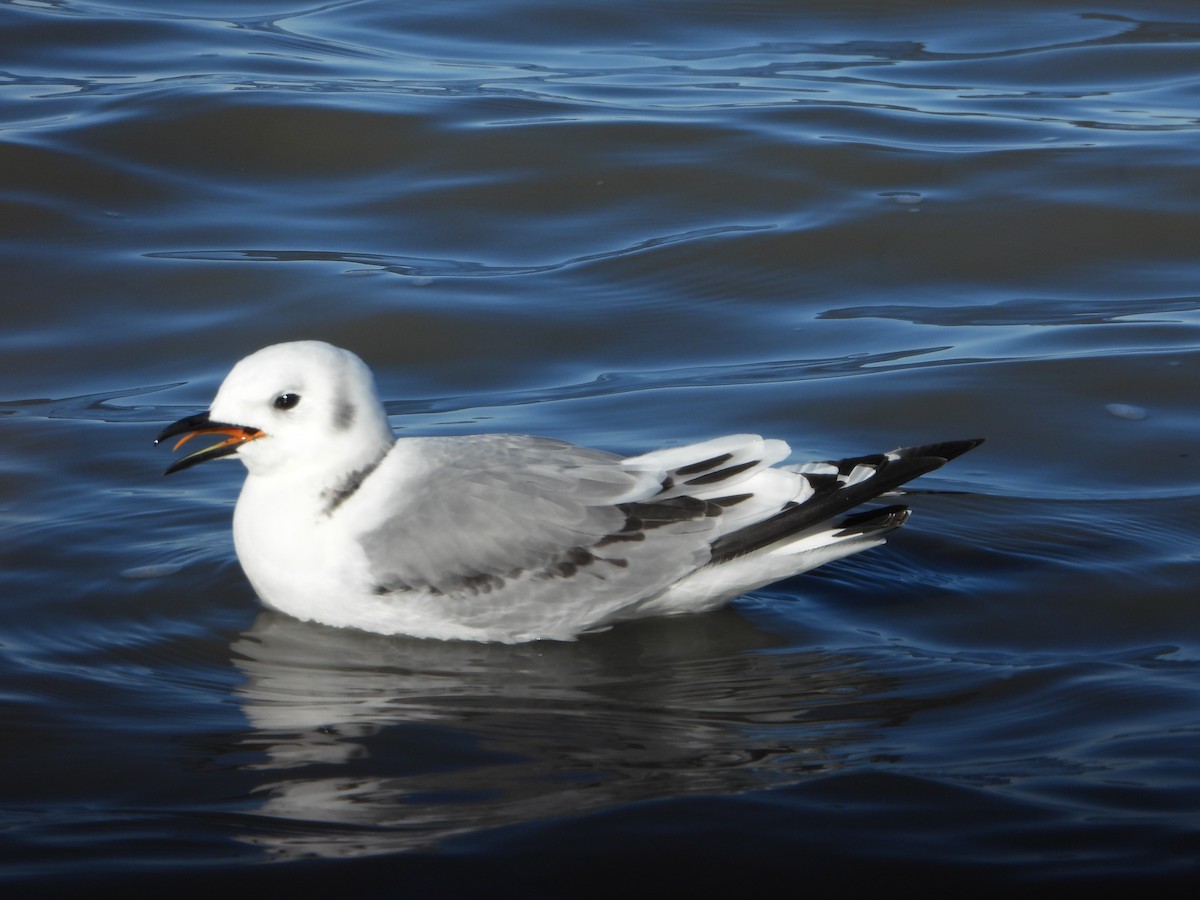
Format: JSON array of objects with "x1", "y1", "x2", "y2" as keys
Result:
[{"x1": 155, "y1": 412, "x2": 264, "y2": 475}]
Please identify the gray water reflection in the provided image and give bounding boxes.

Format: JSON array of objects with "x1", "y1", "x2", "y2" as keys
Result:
[{"x1": 230, "y1": 610, "x2": 895, "y2": 859}]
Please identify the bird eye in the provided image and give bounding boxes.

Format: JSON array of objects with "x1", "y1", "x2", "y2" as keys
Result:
[{"x1": 273, "y1": 393, "x2": 300, "y2": 410}]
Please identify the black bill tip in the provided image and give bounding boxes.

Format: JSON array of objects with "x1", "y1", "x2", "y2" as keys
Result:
[{"x1": 157, "y1": 411, "x2": 263, "y2": 475}]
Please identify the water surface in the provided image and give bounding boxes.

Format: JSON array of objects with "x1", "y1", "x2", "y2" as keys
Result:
[{"x1": 2, "y1": 0, "x2": 1199, "y2": 891}]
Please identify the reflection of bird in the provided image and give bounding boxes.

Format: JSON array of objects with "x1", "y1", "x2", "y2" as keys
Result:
[
  {"x1": 228, "y1": 609, "x2": 886, "y2": 859},
  {"x1": 157, "y1": 341, "x2": 981, "y2": 642}
]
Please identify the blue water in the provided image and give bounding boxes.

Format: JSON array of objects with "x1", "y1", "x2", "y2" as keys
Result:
[{"x1": 3, "y1": 0, "x2": 1199, "y2": 891}]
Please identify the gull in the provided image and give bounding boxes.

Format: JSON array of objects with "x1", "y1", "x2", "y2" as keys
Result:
[{"x1": 157, "y1": 341, "x2": 982, "y2": 643}]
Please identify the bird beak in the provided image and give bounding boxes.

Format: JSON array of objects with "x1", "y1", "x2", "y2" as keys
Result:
[{"x1": 156, "y1": 412, "x2": 264, "y2": 475}]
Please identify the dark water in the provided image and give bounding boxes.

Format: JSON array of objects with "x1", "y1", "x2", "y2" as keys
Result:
[{"x1": 3, "y1": 0, "x2": 1199, "y2": 892}]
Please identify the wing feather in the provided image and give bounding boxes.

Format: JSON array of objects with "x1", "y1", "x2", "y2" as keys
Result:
[
  {"x1": 335, "y1": 432, "x2": 979, "y2": 638},
  {"x1": 353, "y1": 434, "x2": 701, "y2": 597}
]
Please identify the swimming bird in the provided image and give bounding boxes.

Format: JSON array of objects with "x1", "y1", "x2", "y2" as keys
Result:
[{"x1": 157, "y1": 341, "x2": 982, "y2": 643}]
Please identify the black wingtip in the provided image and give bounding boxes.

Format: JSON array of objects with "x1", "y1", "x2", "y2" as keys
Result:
[
  {"x1": 706, "y1": 437, "x2": 983, "y2": 563},
  {"x1": 835, "y1": 504, "x2": 911, "y2": 538},
  {"x1": 901, "y1": 438, "x2": 985, "y2": 464}
]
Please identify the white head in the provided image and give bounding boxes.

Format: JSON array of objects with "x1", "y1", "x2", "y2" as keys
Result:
[{"x1": 159, "y1": 341, "x2": 395, "y2": 482}]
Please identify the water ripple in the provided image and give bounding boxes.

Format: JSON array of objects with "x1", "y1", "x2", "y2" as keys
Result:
[
  {"x1": 144, "y1": 223, "x2": 774, "y2": 278},
  {"x1": 0, "y1": 347, "x2": 971, "y2": 424},
  {"x1": 822, "y1": 295, "x2": 1200, "y2": 327}
]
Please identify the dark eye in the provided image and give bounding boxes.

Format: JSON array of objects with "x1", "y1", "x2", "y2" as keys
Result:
[{"x1": 273, "y1": 393, "x2": 300, "y2": 410}]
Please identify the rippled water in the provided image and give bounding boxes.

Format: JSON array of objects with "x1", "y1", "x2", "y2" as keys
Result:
[{"x1": 3, "y1": 0, "x2": 1199, "y2": 891}]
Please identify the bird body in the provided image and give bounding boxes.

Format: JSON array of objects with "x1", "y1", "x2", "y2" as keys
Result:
[{"x1": 158, "y1": 341, "x2": 981, "y2": 643}]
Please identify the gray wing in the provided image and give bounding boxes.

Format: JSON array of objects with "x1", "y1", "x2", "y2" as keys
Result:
[{"x1": 354, "y1": 434, "x2": 720, "y2": 599}]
